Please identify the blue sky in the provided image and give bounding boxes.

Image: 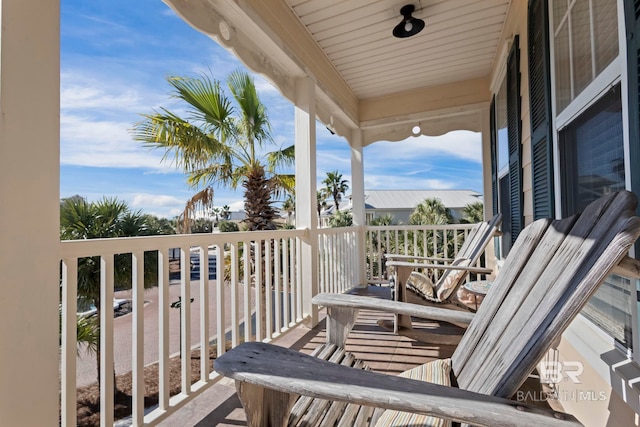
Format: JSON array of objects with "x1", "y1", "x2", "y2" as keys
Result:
[{"x1": 60, "y1": 0, "x2": 483, "y2": 218}]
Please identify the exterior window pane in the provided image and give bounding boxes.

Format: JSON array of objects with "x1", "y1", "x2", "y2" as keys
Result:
[
  {"x1": 593, "y1": 0, "x2": 619, "y2": 74},
  {"x1": 552, "y1": 0, "x2": 618, "y2": 113},
  {"x1": 583, "y1": 275, "x2": 633, "y2": 348},
  {"x1": 559, "y1": 86, "x2": 630, "y2": 348},
  {"x1": 496, "y1": 80, "x2": 508, "y2": 171},
  {"x1": 553, "y1": 0, "x2": 569, "y2": 23},
  {"x1": 554, "y1": 22, "x2": 572, "y2": 111},
  {"x1": 560, "y1": 88, "x2": 624, "y2": 214},
  {"x1": 571, "y1": 0, "x2": 592, "y2": 94}
]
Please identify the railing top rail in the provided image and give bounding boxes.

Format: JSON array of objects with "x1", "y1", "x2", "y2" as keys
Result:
[
  {"x1": 365, "y1": 224, "x2": 476, "y2": 232},
  {"x1": 60, "y1": 228, "x2": 308, "y2": 258},
  {"x1": 316, "y1": 226, "x2": 360, "y2": 236}
]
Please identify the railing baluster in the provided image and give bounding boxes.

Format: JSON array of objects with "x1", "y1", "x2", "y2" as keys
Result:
[
  {"x1": 335, "y1": 235, "x2": 340, "y2": 292},
  {"x1": 132, "y1": 250, "x2": 145, "y2": 426},
  {"x1": 317, "y1": 235, "x2": 324, "y2": 293},
  {"x1": 100, "y1": 255, "x2": 115, "y2": 427},
  {"x1": 180, "y1": 246, "x2": 191, "y2": 395},
  {"x1": 243, "y1": 242, "x2": 251, "y2": 342},
  {"x1": 283, "y1": 238, "x2": 290, "y2": 326},
  {"x1": 274, "y1": 239, "x2": 281, "y2": 333},
  {"x1": 216, "y1": 244, "x2": 225, "y2": 357},
  {"x1": 255, "y1": 240, "x2": 263, "y2": 342},
  {"x1": 199, "y1": 245, "x2": 209, "y2": 381},
  {"x1": 323, "y1": 235, "x2": 329, "y2": 293},
  {"x1": 159, "y1": 249, "x2": 170, "y2": 410},
  {"x1": 61, "y1": 258, "x2": 77, "y2": 427},
  {"x1": 265, "y1": 239, "x2": 273, "y2": 340},
  {"x1": 296, "y1": 237, "x2": 303, "y2": 321},
  {"x1": 289, "y1": 237, "x2": 296, "y2": 322},
  {"x1": 230, "y1": 242, "x2": 239, "y2": 347}
]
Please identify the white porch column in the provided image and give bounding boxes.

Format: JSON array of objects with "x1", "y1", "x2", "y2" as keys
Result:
[
  {"x1": 0, "y1": 0, "x2": 60, "y2": 425},
  {"x1": 294, "y1": 77, "x2": 319, "y2": 326},
  {"x1": 350, "y1": 129, "x2": 366, "y2": 286}
]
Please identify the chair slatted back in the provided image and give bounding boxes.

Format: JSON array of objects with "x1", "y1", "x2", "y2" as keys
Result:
[
  {"x1": 451, "y1": 191, "x2": 640, "y2": 398},
  {"x1": 454, "y1": 214, "x2": 502, "y2": 264},
  {"x1": 431, "y1": 214, "x2": 502, "y2": 299}
]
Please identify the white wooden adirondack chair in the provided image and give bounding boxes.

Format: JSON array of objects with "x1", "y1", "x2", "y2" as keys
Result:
[{"x1": 215, "y1": 191, "x2": 640, "y2": 427}]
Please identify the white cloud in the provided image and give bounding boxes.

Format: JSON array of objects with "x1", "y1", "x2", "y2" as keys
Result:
[
  {"x1": 228, "y1": 200, "x2": 245, "y2": 211},
  {"x1": 60, "y1": 114, "x2": 175, "y2": 169},
  {"x1": 61, "y1": 84, "x2": 142, "y2": 112},
  {"x1": 367, "y1": 131, "x2": 482, "y2": 164},
  {"x1": 131, "y1": 194, "x2": 184, "y2": 208}
]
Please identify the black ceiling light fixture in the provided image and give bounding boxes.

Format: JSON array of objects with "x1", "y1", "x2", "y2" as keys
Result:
[{"x1": 392, "y1": 4, "x2": 425, "y2": 38}]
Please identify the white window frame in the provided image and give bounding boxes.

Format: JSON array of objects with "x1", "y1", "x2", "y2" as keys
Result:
[{"x1": 550, "y1": 0, "x2": 640, "y2": 363}]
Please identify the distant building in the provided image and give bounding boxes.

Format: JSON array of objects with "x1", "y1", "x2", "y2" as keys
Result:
[{"x1": 321, "y1": 189, "x2": 483, "y2": 226}]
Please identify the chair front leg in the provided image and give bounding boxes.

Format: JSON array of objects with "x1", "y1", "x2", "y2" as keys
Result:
[
  {"x1": 394, "y1": 265, "x2": 413, "y2": 332},
  {"x1": 326, "y1": 306, "x2": 358, "y2": 347},
  {"x1": 236, "y1": 381, "x2": 299, "y2": 427}
]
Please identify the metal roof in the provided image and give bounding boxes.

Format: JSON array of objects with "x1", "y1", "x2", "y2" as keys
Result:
[{"x1": 361, "y1": 189, "x2": 482, "y2": 210}]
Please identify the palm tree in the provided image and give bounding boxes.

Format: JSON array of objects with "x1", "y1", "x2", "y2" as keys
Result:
[
  {"x1": 60, "y1": 196, "x2": 158, "y2": 383},
  {"x1": 282, "y1": 195, "x2": 295, "y2": 225},
  {"x1": 408, "y1": 198, "x2": 453, "y2": 258},
  {"x1": 461, "y1": 201, "x2": 484, "y2": 224},
  {"x1": 369, "y1": 214, "x2": 395, "y2": 226},
  {"x1": 329, "y1": 210, "x2": 353, "y2": 228},
  {"x1": 132, "y1": 70, "x2": 294, "y2": 231},
  {"x1": 316, "y1": 189, "x2": 329, "y2": 227},
  {"x1": 323, "y1": 171, "x2": 349, "y2": 212},
  {"x1": 59, "y1": 307, "x2": 99, "y2": 355},
  {"x1": 408, "y1": 198, "x2": 452, "y2": 225}
]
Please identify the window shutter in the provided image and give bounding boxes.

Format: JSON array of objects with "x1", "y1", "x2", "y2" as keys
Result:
[
  {"x1": 528, "y1": 0, "x2": 555, "y2": 220},
  {"x1": 490, "y1": 96, "x2": 498, "y2": 216},
  {"x1": 507, "y1": 36, "x2": 523, "y2": 244}
]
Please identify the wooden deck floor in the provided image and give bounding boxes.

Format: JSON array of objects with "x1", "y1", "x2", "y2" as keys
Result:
[{"x1": 157, "y1": 286, "x2": 547, "y2": 426}]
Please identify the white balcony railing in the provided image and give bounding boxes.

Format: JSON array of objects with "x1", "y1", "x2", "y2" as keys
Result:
[
  {"x1": 318, "y1": 226, "x2": 360, "y2": 294},
  {"x1": 59, "y1": 223, "x2": 480, "y2": 426},
  {"x1": 60, "y1": 229, "x2": 306, "y2": 427},
  {"x1": 365, "y1": 224, "x2": 476, "y2": 283}
]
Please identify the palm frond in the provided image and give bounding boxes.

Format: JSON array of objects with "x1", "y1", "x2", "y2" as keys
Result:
[
  {"x1": 267, "y1": 144, "x2": 295, "y2": 170},
  {"x1": 179, "y1": 187, "x2": 215, "y2": 233},
  {"x1": 167, "y1": 74, "x2": 235, "y2": 138},
  {"x1": 227, "y1": 70, "x2": 272, "y2": 151},
  {"x1": 270, "y1": 174, "x2": 295, "y2": 198},
  {"x1": 132, "y1": 110, "x2": 229, "y2": 173}
]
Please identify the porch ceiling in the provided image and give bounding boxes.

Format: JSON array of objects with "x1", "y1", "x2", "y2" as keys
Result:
[
  {"x1": 166, "y1": 0, "x2": 512, "y2": 144},
  {"x1": 288, "y1": 0, "x2": 509, "y2": 100}
]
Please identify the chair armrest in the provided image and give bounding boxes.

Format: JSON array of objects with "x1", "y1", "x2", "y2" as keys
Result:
[
  {"x1": 387, "y1": 260, "x2": 493, "y2": 275},
  {"x1": 312, "y1": 293, "x2": 474, "y2": 325},
  {"x1": 215, "y1": 342, "x2": 582, "y2": 427},
  {"x1": 385, "y1": 253, "x2": 455, "y2": 263}
]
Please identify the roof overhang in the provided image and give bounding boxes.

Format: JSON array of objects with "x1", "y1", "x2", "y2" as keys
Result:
[{"x1": 164, "y1": 0, "x2": 509, "y2": 145}]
